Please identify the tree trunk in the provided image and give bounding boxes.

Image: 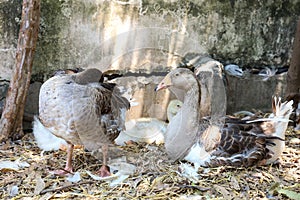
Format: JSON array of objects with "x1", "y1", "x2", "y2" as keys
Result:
[
  {"x1": 0, "y1": 0, "x2": 40, "y2": 142},
  {"x1": 286, "y1": 18, "x2": 300, "y2": 95}
]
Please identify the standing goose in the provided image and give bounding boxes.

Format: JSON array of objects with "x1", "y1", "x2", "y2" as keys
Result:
[
  {"x1": 155, "y1": 68, "x2": 293, "y2": 167},
  {"x1": 38, "y1": 68, "x2": 130, "y2": 177}
]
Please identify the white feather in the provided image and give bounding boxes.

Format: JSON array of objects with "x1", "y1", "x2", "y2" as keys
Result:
[
  {"x1": 258, "y1": 67, "x2": 277, "y2": 81},
  {"x1": 224, "y1": 64, "x2": 244, "y2": 77},
  {"x1": 177, "y1": 162, "x2": 199, "y2": 182},
  {"x1": 184, "y1": 143, "x2": 211, "y2": 169},
  {"x1": 266, "y1": 97, "x2": 293, "y2": 163},
  {"x1": 33, "y1": 116, "x2": 67, "y2": 151},
  {"x1": 247, "y1": 118, "x2": 291, "y2": 123}
]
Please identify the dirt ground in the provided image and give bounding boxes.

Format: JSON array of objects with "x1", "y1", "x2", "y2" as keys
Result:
[{"x1": 0, "y1": 127, "x2": 299, "y2": 200}]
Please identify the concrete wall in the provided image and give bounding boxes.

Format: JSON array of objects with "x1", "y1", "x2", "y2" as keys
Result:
[
  {"x1": 1, "y1": 0, "x2": 299, "y2": 80},
  {"x1": 0, "y1": 0, "x2": 299, "y2": 119}
]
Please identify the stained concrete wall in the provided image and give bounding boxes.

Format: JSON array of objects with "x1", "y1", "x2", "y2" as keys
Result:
[
  {"x1": 1, "y1": 0, "x2": 299, "y2": 80},
  {"x1": 226, "y1": 73, "x2": 287, "y2": 113},
  {"x1": 0, "y1": 0, "x2": 299, "y2": 119}
]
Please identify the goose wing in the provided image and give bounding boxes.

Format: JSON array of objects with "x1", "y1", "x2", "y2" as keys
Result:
[
  {"x1": 97, "y1": 83, "x2": 130, "y2": 141},
  {"x1": 209, "y1": 126, "x2": 283, "y2": 167},
  {"x1": 72, "y1": 82, "x2": 129, "y2": 150}
]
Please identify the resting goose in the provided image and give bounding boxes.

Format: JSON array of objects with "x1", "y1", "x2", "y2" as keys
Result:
[
  {"x1": 114, "y1": 99, "x2": 183, "y2": 145},
  {"x1": 155, "y1": 68, "x2": 293, "y2": 167},
  {"x1": 38, "y1": 68, "x2": 130, "y2": 177}
]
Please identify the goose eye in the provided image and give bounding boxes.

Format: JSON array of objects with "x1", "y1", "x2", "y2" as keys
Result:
[{"x1": 175, "y1": 73, "x2": 179, "y2": 76}]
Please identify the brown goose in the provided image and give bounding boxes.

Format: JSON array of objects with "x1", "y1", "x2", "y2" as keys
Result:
[
  {"x1": 38, "y1": 68, "x2": 130, "y2": 177},
  {"x1": 155, "y1": 68, "x2": 293, "y2": 168}
]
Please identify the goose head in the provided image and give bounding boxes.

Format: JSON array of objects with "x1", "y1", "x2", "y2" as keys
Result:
[
  {"x1": 167, "y1": 99, "x2": 183, "y2": 121},
  {"x1": 155, "y1": 68, "x2": 198, "y2": 92},
  {"x1": 73, "y1": 68, "x2": 104, "y2": 84}
]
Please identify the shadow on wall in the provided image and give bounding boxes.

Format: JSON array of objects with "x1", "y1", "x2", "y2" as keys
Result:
[{"x1": 28, "y1": 0, "x2": 209, "y2": 79}]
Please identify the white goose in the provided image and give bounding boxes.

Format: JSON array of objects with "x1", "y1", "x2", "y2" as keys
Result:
[{"x1": 114, "y1": 99, "x2": 183, "y2": 145}]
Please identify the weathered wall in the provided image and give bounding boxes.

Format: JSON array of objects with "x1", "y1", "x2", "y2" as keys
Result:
[
  {"x1": 0, "y1": 0, "x2": 299, "y2": 120},
  {"x1": 226, "y1": 73, "x2": 287, "y2": 113},
  {"x1": 0, "y1": 0, "x2": 22, "y2": 80},
  {"x1": 1, "y1": 0, "x2": 299, "y2": 80}
]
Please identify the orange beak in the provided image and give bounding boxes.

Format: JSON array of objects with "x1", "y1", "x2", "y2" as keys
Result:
[{"x1": 155, "y1": 75, "x2": 172, "y2": 91}]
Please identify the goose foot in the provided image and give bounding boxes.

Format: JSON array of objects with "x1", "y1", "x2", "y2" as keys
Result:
[
  {"x1": 97, "y1": 165, "x2": 111, "y2": 177},
  {"x1": 50, "y1": 167, "x2": 74, "y2": 176},
  {"x1": 50, "y1": 143, "x2": 74, "y2": 176}
]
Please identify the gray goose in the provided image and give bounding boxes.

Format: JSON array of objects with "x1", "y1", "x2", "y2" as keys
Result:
[
  {"x1": 155, "y1": 68, "x2": 293, "y2": 168},
  {"x1": 38, "y1": 68, "x2": 130, "y2": 177}
]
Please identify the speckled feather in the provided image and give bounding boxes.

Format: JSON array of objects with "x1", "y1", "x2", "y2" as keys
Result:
[{"x1": 39, "y1": 69, "x2": 130, "y2": 151}]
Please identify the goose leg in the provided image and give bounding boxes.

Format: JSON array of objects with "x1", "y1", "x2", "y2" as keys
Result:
[
  {"x1": 65, "y1": 143, "x2": 74, "y2": 172},
  {"x1": 97, "y1": 144, "x2": 111, "y2": 177},
  {"x1": 51, "y1": 143, "x2": 74, "y2": 175}
]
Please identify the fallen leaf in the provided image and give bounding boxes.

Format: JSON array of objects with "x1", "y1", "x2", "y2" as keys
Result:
[
  {"x1": 109, "y1": 161, "x2": 136, "y2": 176},
  {"x1": 40, "y1": 193, "x2": 54, "y2": 200},
  {"x1": 85, "y1": 170, "x2": 117, "y2": 181},
  {"x1": 290, "y1": 138, "x2": 300, "y2": 145},
  {"x1": 8, "y1": 185, "x2": 19, "y2": 197},
  {"x1": 230, "y1": 176, "x2": 240, "y2": 191},
  {"x1": 85, "y1": 162, "x2": 136, "y2": 187},
  {"x1": 66, "y1": 172, "x2": 81, "y2": 183},
  {"x1": 34, "y1": 174, "x2": 46, "y2": 195},
  {"x1": 0, "y1": 160, "x2": 30, "y2": 171},
  {"x1": 214, "y1": 185, "x2": 233, "y2": 199},
  {"x1": 110, "y1": 174, "x2": 130, "y2": 187}
]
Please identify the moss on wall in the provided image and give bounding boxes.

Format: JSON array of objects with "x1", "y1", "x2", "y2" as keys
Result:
[
  {"x1": 0, "y1": 0, "x2": 22, "y2": 46},
  {"x1": 142, "y1": 0, "x2": 300, "y2": 67},
  {"x1": 0, "y1": 0, "x2": 300, "y2": 80},
  {"x1": 33, "y1": 0, "x2": 71, "y2": 76}
]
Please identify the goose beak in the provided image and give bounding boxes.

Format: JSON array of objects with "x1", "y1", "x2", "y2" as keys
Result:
[{"x1": 155, "y1": 76, "x2": 172, "y2": 91}]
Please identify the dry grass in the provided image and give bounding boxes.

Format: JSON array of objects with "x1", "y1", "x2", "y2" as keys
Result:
[{"x1": 0, "y1": 128, "x2": 299, "y2": 200}]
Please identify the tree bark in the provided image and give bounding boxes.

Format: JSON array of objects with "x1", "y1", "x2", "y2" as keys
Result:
[
  {"x1": 286, "y1": 18, "x2": 300, "y2": 95},
  {"x1": 0, "y1": 0, "x2": 40, "y2": 142}
]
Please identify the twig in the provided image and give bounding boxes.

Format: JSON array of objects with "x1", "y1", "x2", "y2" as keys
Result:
[
  {"x1": 40, "y1": 180, "x2": 96, "y2": 194},
  {"x1": 176, "y1": 184, "x2": 210, "y2": 192}
]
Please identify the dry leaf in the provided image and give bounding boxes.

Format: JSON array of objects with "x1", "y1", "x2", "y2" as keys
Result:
[
  {"x1": 8, "y1": 185, "x2": 19, "y2": 197},
  {"x1": 214, "y1": 185, "x2": 233, "y2": 199},
  {"x1": 85, "y1": 162, "x2": 136, "y2": 187},
  {"x1": 34, "y1": 174, "x2": 46, "y2": 195},
  {"x1": 40, "y1": 193, "x2": 54, "y2": 200},
  {"x1": 230, "y1": 176, "x2": 240, "y2": 191},
  {"x1": 0, "y1": 160, "x2": 30, "y2": 171},
  {"x1": 66, "y1": 172, "x2": 81, "y2": 183},
  {"x1": 85, "y1": 170, "x2": 117, "y2": 181}
]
